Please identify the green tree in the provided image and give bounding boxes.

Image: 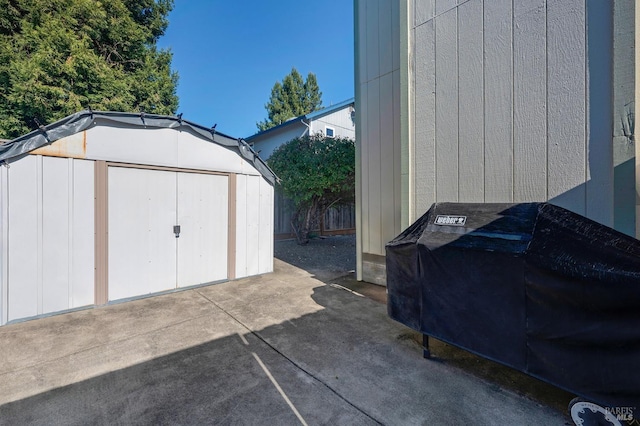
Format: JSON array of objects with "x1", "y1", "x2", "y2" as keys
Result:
[
  {"x1": 0, "y1": 0, "x2": 178, "y2": 139},
  {"x1": 268, "y1": 134, "x2": 355, "y2": 245},
  {"x1": 257, "y1": 67, "x2": 322, "y2": 131}
]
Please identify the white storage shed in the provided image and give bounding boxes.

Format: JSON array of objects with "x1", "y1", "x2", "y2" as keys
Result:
[{"x1": 0, "y1": 111, "x2": 276, "y2": 325}]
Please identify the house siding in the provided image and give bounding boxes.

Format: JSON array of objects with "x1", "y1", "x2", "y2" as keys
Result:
[
  {"x1": 309, "y1": 108, "x2": 355, "y2": 139},
  {"x1": 356, "y1": 0, "x2": 628, "y2": 285},
  {"x1": 355, "y1": 0, "x2": 403, "y2": 284}
]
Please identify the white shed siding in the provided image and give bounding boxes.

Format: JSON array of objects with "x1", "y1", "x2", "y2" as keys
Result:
[
  {"x1": 356, "y1": 0, "x2": 623, "y2": 284},
  {"x1": 4, "y1": 156, "x2": 94, "y2": 322},
  {"x1": 108, "y1": 167, "x2": 178, "y2": 300},
  {"x1": 258, "y1": 176, "x2": 274, "y2": 273},
  {"x1": 0, "y1": 164, "x2": 8, "y2": 324},
  {"x1": 86, "y1": 126, "x2": 261, "y2": 177},
  {"x1": 235, "y1": 174, "x2": 274, "y2": 277},
  {"x1": 177, "y1": 172, "x2": 229, "y2": 287},
  {"x1": 0, "y1": 118, "x2": 275, "y2": 325}
]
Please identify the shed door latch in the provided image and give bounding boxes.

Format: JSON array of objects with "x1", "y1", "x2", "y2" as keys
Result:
[{"x1": 173, "y1": 225, "x2": 181, "y2": 238}]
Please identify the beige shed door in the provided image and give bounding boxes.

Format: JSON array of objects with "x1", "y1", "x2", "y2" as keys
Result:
[{"x1": 108, "y1": 167, "x2": 228, "y2": 301}]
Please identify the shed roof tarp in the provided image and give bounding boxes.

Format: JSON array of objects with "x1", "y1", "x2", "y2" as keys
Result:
[
  {"x1": 386, "y1": 202, "x2": 640, "y2": 410},
  {"x1": 0, "y1": 111, "x2": 277, "y2": 185}
]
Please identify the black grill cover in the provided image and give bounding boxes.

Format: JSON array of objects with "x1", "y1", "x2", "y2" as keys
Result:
[{"x1": 386, "y1": 203, "x2": 640, "y2": 408}]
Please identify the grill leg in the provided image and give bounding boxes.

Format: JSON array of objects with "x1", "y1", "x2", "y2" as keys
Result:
[{"x1": 422, "y1": 334, "x2": 431, "y2": 359}]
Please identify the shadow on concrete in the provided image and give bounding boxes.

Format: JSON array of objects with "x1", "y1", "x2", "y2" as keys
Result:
[{"x1": 0, "y1": 279, "x2": 570, "y2": 425}]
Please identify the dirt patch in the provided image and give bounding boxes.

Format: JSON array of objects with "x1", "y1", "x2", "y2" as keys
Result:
[{"x1": 274, "y1": 234, "x2": 356, "y2": 282}]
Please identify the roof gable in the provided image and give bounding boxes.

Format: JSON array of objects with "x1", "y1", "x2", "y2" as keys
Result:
[{"x1": 0, "y1": 111, "x2": 277, "y2": 184}]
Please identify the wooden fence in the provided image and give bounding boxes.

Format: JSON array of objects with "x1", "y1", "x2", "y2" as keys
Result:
[{"x1": 274, "y1": 189, "x2": 355, "y2": 239}]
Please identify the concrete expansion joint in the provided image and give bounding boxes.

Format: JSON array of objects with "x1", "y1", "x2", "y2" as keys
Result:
[{"x1": 194, "y1": 288, "x2": 385, "y2": 426}]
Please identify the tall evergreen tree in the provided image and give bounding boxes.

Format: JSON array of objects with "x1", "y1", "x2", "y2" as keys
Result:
[
  {"x1": 257, "y1": 67, "x2": 322, "y2": 132},
  {"x1": 0, "y1": 0, "x2": 178, "y2": 139}
]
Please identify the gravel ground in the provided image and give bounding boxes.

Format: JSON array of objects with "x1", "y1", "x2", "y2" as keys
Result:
[{"x1": 274, "y1": 234, "x2": 356, "y2": 282}]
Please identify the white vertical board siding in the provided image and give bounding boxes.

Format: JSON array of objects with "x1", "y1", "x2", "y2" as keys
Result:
[
  {"x1": 435, "y1": 8, "x2": 458, "y2": 202},
  {"x1": 245, "y1": 176, "x2": 261, "y2": 276},
  {"x1": 457, "y1": 0, "x2": 484, "y2": 202},
  {"x1": 484, "y1": 0, "x2": 514, "y2": 202},
  {"x1": 235, "y1": 174, "x2": 248, "y2": 278},
  {"x1": 71, "y1": 160, "x2": 95, "y2": 307},
  {"x1": 547, "y1": 0, "x2": 586, "y2": 214},
  {"x1": 42, "y1": 157, "x2": 71, "y2": 313},
  {"x1": 5, "y1": 156, "x2": 94, "y2": 322},
  {"x1": 7, "y1": 156, "x2": 38, "y2": 321},
  {"x1": 258, "y1": 178, "x2": 274, "y2": 274},
  {"x1": 108, "y1": 167, "x2": 177, "y2": 300},
  {"x1": 513, "y1": 0, "x2": 547, "y2": 201},
  {"x1": 0, "y1": 164, "x2": 8, "y2": 324},
  {"x1": 177, "y1": 173, "x2": 228, "y2": 287},
  {"x1": 234, "y1": 175, "x2": 267, "y2": 278}
]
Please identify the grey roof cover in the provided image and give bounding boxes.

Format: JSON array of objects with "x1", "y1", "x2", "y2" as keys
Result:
[{"x1": 0, "y1": 110, "x2": 277, "y2": 185}]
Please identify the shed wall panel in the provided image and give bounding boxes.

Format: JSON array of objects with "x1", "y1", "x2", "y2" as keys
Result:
[
  {"x1": 235, "y1": 174, "x2": 248, "y2": 278},
  {"x1": 87, "y1": 127, "x2": 178, "y2": 168},
  {"x1": 42, "y1": 157, "x2": 71, "y2": 313},
  {"x1": 244, "y1": 176, "x2": 261, "y2": 276},
  {"x1": 71, "y1": 159, "x2": 95, "y2": 307},
  {"x1": 177, "y1": 173, "x2": 228, "y2": 287},
  {"x1": 258, "y1": 178, "x2": 274, "y2": 274},
  {"x1": 108, "y1": 167, "x2": 177, "y2": 300},
  {"x1": 1, "y1": 165, "x2": 8, "y2": 325},
  {"x1": 7, "y1": 156, "x2": 38, "y2": 321},
  {"x1": 177, "y1": 132, "x2": 260, "y2": 176}
]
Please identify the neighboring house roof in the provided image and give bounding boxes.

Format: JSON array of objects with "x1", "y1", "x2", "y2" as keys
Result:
[
  {"x1": 0, "y1": 110, "x2": 277, "y2": 184},
  {"x1": 245, "y1": 97, "x2": 355, "y2": 142}
]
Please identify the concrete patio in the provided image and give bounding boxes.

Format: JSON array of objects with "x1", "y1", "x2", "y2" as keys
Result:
[{"x1": 0, "y1": 259, "x2": 569, "y2": 425}]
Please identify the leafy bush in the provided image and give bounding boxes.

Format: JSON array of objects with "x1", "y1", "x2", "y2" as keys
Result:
[{"x1": 268, "y1": 134, "x2": 355, "y2": 244}]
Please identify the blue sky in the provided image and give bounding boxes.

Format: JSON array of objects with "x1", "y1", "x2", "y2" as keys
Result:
[{"x1": 157, "y1": 1, "x2": 355, "y2": 139}]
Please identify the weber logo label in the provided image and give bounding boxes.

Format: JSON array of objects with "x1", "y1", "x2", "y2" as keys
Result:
[{"x1": 434, "y1": 215, "x2": 467, "y2": 226}]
